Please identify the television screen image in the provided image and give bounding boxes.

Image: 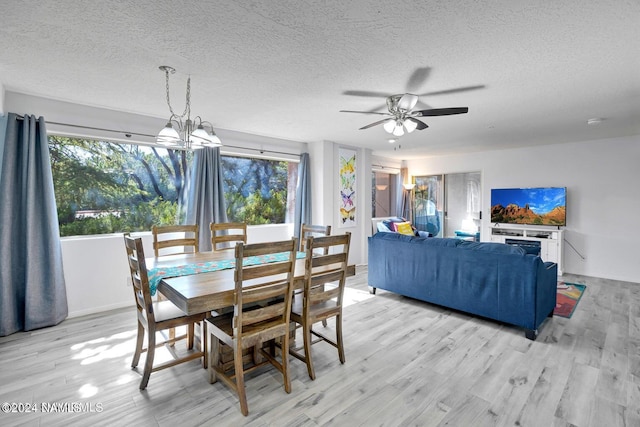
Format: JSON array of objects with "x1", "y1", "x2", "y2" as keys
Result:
[{"x1": 491, "y1": 187, "x2": 566, "y2": 226}]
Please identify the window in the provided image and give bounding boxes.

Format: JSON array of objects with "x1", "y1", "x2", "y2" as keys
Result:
[
  {"x1": 221, "y1": 155, "x2": 297, "y2": 224},
  {"x1": 49, "y1": 136, "x2": 297, "y2": 237}
]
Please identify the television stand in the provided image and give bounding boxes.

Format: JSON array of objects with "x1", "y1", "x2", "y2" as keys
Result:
[{"x1": 490, "y1": 225, "x2": 564, "y2": 275}]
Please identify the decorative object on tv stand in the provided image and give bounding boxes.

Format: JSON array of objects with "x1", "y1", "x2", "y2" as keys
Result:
[{"x1": 156, "y1": 66, "x2": 222, "y2": 150}]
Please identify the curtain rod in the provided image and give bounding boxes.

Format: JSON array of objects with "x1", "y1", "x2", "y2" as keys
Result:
[
  {"x1": 15, "y1": 114, "x2": 156, "y2": 139},
  {"x1": 15, "y1": 114, "x2": 302, "y2": 158}
]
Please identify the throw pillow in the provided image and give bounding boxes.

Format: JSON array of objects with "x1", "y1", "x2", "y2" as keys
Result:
[
  {"x1": 377, "y1": 222, "x2": 393, "y2": 233},
  {"x1": 394, "y1": 222, "x2": 414, "y2": 236}
]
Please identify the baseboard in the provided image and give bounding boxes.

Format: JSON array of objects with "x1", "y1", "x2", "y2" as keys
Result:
[{"x1": 67, "y1": 301, "x2": 134, "y2": 319}]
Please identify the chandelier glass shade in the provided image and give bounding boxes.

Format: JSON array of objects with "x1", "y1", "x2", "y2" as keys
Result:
[{"x1": 156, "y1": 66, "x2": 221, "y2": 150}]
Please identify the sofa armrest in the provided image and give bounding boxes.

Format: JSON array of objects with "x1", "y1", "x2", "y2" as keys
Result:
[{"x1": 535, "y1": 261, "x2": 558, "y2": 326}]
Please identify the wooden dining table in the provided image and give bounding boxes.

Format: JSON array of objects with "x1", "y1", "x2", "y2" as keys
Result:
[{"x1": 148, "y1": 250, "x2": 356, "y2": 316}]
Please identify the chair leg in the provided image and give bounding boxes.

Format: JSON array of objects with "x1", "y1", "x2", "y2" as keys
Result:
[
  {"x1": 234, "y1": 347, "x2": 249, "y2": 416},
  {"x1": 322, "y1": 319, "x2": 328, "y2": 327},
  {"x1": 158, "y1": 292, "x2": 176, "y2": 347},
  {"x1": 140, "y1": 332, "x2": 156, "y2": 390},
  {"x1": 208, "y1": 335, "x2": 219, "y2": 384},
  {"x1": 303, "y1": 323, "x2": 316, "y2": 380},
  {"x1": 336, "y1": 314, "x2": 345, "y2": 364},
  {"x1": 281, "y1": 330, "x2": 291, "y2": 393},
  {"x1": 131, "y1": 323, "x2": 145, "y2": 368},
  {"x1": 187, "y1": 323, "x2": 195, "y2": 349},
  {"x1": 201, "y1": 321, "x2": 208, "y2": 369}
]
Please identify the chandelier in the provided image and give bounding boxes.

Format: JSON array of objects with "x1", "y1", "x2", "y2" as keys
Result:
[{"x1": 156, "y1": 66, "x2": 222, "y2": 150}]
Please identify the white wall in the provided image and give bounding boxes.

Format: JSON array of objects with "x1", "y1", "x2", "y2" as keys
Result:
[
  {"x1": 307, "y1": 140, "x2": 371, "y2": 266},
  {"x1": 0, "y1": 82, "x2": 5, "y2": 114},
  {"x1": 406, "y1": 135, "x2": 640, "y2": 284}
]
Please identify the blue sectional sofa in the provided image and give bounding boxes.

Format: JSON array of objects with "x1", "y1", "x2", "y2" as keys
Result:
[{"x1": 367, "y1": 232, "x2": 557, "y2": 340}]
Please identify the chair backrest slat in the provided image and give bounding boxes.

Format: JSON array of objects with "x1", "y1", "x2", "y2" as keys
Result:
[
  {"x1": 211, "y1": 222, "x2": 247, "y2": 251},
  {"x1": 152, "y1": 224, "x2": 199, "y2": 257},
  {"x1": 301, "y1": 224, "x2": 331, "y2": 253}
]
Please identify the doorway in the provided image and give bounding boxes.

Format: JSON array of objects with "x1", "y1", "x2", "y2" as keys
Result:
[{"x1": 413, "y1": 172, "x2": 481, "y2": 238}]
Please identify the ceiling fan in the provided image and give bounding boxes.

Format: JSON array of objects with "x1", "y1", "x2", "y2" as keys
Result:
[
  {"x1": 340, "y1": 67, "x2": 481, "y2": 137},
  {"x1": 340, "y1": 93, "x2": 469, "y2": 137}
]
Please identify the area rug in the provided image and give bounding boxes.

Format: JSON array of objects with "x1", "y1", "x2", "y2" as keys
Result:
[{"x1": 554, "y1": 282, "x2": 586, "y2": 318}]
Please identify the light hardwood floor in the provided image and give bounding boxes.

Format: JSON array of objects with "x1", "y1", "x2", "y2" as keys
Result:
[{"x1": 1, "y1": 267, "x2": 638, "y2": 426}]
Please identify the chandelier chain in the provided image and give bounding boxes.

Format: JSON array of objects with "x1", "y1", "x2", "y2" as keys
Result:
[{"x1": 164, "y1": 69, "x2": 190, "y2": 119}]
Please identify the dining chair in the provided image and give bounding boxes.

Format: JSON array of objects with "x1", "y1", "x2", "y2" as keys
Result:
[
  {"x1": 289, "y1": 232, "x2": 351, "y2": 380},
  {"x1": 210, "y1": 222, "x2": 247, "y2": 251},
  {"x1": 151, "y1": 224, "x2": 199, "y2": 257},
  {"x1": 206, "y1": 238, "x2": 297, "y2": 416},
  {"x1": 300, "y1": 224, "x2": 332, "y2": 253},
  {"x1": 124, "y1": 235, "x2": 207, "y2": 390},
  {"x1": 151, "y1": 224, "x2": 200, "y2": 343},
  {"x1": 299, "y1": 224, "x2": 332, "y2": 327}
]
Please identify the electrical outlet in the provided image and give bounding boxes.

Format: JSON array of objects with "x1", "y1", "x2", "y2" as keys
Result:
[{"x1": 125, "y1": 276, "x2": 131, "y2": 287}]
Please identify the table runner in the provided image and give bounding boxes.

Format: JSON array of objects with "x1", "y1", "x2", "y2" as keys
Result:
[{"x1": 148, "y1": 251, "x2": 306, "y2": 296}]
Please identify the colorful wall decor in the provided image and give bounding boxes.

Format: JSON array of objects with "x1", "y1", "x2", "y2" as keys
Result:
[{"x1": 338, "y1": 148, "x2": 356, "y2": 227}]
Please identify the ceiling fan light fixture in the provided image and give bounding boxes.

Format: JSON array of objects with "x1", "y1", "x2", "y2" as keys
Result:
[
  {"x1": 383, "y1": 119, "x2": 396, "y2": 134},
  {"x1": 403, "y1": 118, "x2": 418, "y2": 133},
  {"x1": 392, "y1": 121, "x2": 405, "y2": 137}
]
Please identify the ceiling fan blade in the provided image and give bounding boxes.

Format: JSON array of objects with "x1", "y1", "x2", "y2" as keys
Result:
[
  {"x1": 342, "y1": 90, "x2": 393, "y2": 98},
  {"x1": 413, "y1": 107, "x2": 469, "y2": 117},
  {"x1": 406, "y1": 117, "x2": 428, "y2": 130},
  {"x1": 340, "y1": 110, "x2": 391, "y2": 116},
  {"x1": 398, "y1": 94, "x2": 419, "y2": 111},
  {"x1": 415, "y1": 100, "x2": 432, "y2": 110},
  {"x1": 359, "y1": 118, "x2": 393, "y2": 130},
  {"x1": 418, "y1": 85, "x2": 485, "y2": 97},
  {"x1": 365, "y1": 104, "x2": 388, "y2": 113},
  {"x1": 406, "y1": 67, "x2": 431, "y2": 93}
]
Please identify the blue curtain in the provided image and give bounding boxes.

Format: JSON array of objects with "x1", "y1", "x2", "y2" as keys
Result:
[
  {"x1": 185, "y1": 146, "x2": 228, "y2": 251},
  {"x1": 293, "y1": 152, "x2": 311, "y2": 241},
  {"x1": 0, "y1": 113, "x2": 68, "y2": 336}
]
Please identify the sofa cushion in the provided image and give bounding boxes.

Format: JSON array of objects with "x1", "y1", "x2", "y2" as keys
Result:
[
  {"x1": 457, "y1": 240, "x2": 526, "y2": 255},
  {"x1": 372, "y1": 232, "x2": 460, "y2": 247}
]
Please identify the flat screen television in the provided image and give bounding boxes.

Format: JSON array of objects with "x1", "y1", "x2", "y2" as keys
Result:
[{"x1": 491, "y1": 187, "x2": 566, "y2": 226}]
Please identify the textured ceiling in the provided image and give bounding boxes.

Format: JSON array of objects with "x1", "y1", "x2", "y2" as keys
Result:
[{"x1": 1, "y1": 0, "x2": 639, "y2": 159}]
